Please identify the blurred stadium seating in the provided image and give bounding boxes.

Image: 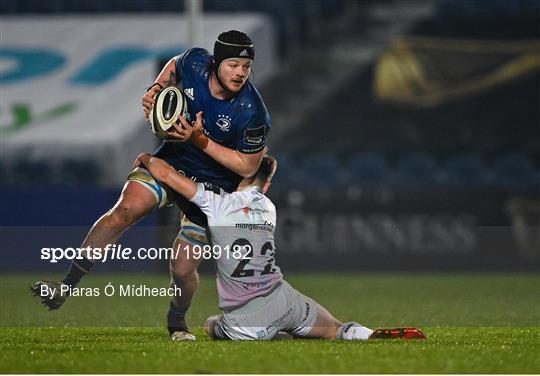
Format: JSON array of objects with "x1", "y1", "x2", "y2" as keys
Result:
[
  {"x1": 273, "y1": 152, "x2": 540, "y2": 190},
  {"x1": 393, "y1": 153, "x2": 440, "y2": 187},
  {"x1": 4, "y1": 0, "x2": 537, "y2": 193},
  {"x1": 444, "y1": 153, "x2": 487, "y2": 187},
  {"x1": 347, "y1": 152, "x2": 388, "y2": 185},
  {"x1": 269, "y1": 0, "x2": 539, "y2": 194},
  {"x1": 492, "y1": 153, "x2": 540, "y2": 187},
  {"x1": 3, "y1": 0, "x2": 539, "y2": 271},
  {"x1": 1, "y1": 0, "x2": 346, "y2": 56}
]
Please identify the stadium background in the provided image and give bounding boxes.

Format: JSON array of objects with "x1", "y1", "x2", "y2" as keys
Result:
[
  {"x1": 1, "y1": 1, "x2": 540, "y2": 373},
  {"x1": 2, "y1": 0, "x2": 539, "y2": 272}
]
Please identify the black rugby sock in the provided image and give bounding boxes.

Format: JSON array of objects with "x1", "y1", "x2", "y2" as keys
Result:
[
  {"x1": 62, "y1": 257, "x2": 94, "y2": 289},
  {"x1": 167, "y1": 301, "x2": 190, "y2": 334}
]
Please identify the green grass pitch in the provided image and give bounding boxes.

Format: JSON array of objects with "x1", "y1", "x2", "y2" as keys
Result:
[{"x1": 1, "y1": 272, "x2": 539, "y2": 373}]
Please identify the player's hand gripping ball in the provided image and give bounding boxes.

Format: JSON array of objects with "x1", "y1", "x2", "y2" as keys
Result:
[{"x1": 148, "y1": 86, "x2": 188, "y2": 139}]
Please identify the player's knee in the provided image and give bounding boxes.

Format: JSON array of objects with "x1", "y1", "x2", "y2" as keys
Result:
[
  {"x1": 107, "y1": 204, "x2": 135, "y2": 227},
  {"x1": 169, "y1": 239, "x2": 203, "y2": 280},
  {"x1": 170, "y1": 265, "x2": 199, "y2": 282},
  {"x1": 108, "y1": 198, "x2": 146, "y2": 227},
  {"x1": 170, "y1": 257, "x2": 199, "y2": 281},
  {"x1": 204, "y1": 315, "x2": 220, "y2": 339}
]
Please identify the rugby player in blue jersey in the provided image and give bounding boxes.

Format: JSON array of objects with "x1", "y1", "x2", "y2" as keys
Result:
[{"x1": 32, "y1": 30, "x2": 271, "y2": 340}]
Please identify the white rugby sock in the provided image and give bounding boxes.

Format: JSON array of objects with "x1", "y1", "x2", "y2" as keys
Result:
[{"x1": 337, "y1": 322, "x2": 374, "y2": 340}]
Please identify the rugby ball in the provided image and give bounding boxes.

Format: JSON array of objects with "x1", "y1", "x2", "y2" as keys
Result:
[{"x1": 148, "y1": 86, "x2": 188, "y2": 139}]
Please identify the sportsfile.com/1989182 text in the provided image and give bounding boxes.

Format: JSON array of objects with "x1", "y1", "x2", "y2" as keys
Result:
[{"x1": 39, "y1": 244, "x2": 251, "y2": 263}]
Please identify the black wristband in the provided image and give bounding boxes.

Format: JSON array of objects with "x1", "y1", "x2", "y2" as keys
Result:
[{"x1": 146, "y1": 82, "x2": 163, "y2": 92}]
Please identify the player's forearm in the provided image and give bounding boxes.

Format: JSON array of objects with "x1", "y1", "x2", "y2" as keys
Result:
[
  {"x1": 161, "y1": 170, "x2": 198, "y2": 200},
  {"x1": 137, "y1": 153, "x2": 197, "y2": 199},
  {"x1": 154, "y1": 57, "x2": 177, "y2": 88},
  {"x1": 179, "y1": 112, "x2": 263, "y2": 178},
  {"x1": 199, "y1": 137, "x2": 261, "y2": 178}
]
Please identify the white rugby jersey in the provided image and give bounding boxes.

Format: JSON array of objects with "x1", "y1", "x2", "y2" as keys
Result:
[{"x1": 190, "y1": 182, "x2": 283, "y2": 310}]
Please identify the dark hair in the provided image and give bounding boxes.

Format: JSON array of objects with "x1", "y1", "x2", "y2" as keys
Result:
[{"x1": 255, "y1": 155, "x2": 277, "y2": 183}]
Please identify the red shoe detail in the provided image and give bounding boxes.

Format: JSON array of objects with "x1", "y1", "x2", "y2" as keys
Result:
[{"x1": 369, "y1": 327, "x2": 427, "y2": 340}]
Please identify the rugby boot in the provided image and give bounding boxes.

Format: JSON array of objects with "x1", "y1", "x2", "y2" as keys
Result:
[
  {"x1": 168, "y1": 307, "x2": 196, "y2": 341},
  {"x1": 170, "y1": 331, "x2": 196, "y2": 341},
  {"x1": 369, "y1": 327, "x2": 427, "y2": 340},
  {"x1": 31, "y1": 280, "x2": 68, "y2": 310}
]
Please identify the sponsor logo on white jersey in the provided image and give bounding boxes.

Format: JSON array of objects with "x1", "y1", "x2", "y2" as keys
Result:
[
  {"x1": 235, "y1": 221, "x2": 273, "y2": 232},
  {"x1": 184, "y1": 87, "x2": 194, "y2": 100},
  {"x1": 242, "y1": 207, "x2": 269, "y2": 215}
]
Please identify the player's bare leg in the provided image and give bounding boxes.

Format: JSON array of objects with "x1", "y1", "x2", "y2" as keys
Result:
[
  {"x1": 32, "y1": 180, "x2": 159, "y2": 309},
  {"x1": 81, "y1": 181, "x2": 157, "y2": 251},
  {"x1": 302, "y1": 301, "x2": 426, "y2": 340},
  {"x1": 303, "y1": 303, "x2": 350, "y2": 339},
  {"x1": 303, "y1": 303, "x2": 426, "y2": 340},
  {"x1": 168, "y1": 236, "x2": 203, "y2": 340}
]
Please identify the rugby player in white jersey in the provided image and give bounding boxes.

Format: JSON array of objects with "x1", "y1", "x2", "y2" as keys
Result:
[{"x1": 134, "y1": 153, "x2": 426, "y2": 340}]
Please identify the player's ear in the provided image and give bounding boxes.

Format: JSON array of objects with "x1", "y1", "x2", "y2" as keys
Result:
[{"x1": 263, "y1": 181, "x2": 271, "y2": 194}]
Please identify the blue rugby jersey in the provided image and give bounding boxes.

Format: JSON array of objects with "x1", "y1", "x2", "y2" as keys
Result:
[{"x1": 153, "y1": 48, "x2": 271, "y2": 193}]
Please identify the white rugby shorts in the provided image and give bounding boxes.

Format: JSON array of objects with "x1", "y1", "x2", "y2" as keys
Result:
[{"x1": 213, "y1": 280, "x2": 318, "y2": 340}]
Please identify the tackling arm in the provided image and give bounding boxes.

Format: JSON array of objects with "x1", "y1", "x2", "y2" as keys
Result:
[
  {"x1": 134, "y1": 153, "x2": 198, "y2": 200},
  {"x1": 169, "y1": 112, "x2": 264, "y2": 178}
]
